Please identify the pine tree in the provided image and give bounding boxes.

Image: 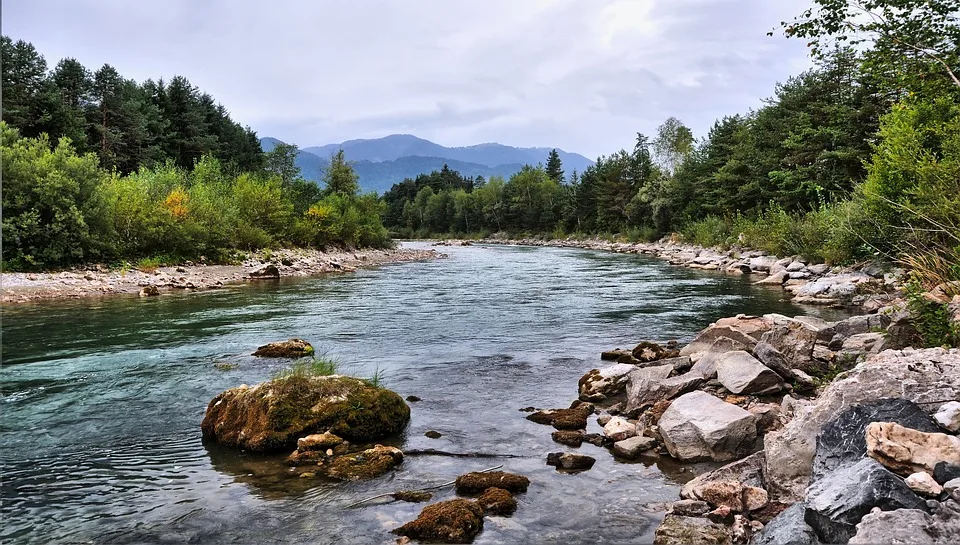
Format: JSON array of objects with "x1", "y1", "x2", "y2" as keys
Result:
[{"x1": 545, "y1": 148, "x2": 564, "y2": 182}]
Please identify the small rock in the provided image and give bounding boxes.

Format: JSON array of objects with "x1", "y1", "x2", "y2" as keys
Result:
[
  {"x1": 546, "y1": 452, "x2": 596, "y2": 471},
  {"x1": 747, "y1": 403, "x2": 783, "y2": 433},
  {"x1": 668, "y1": 499, "x2": 711, "y2": 517},
  {"x1": 424, "y1": 430, "x2": 442, "y2": 439},
  {"x1": 249, "y1": 264, "x2": 280, "y2": 279},
  {"x1": 583, "y1": 433, "x2": 609, "y2": 447},
  {"x1": 935, "y1": 401, "x2": 960, "y2": 433},
  {"x1": 935, "y1": 462, "x2": 960, "y2": 485},
  {"x1": 905, "y1": 472, "x2": 944, "y2": 497},
  {"x1": 326, "y1": 445, "x2": 403, "y2": 481},
  {"x1": 526, "y1": 405, "x2": 592, "y2": 430},
  {"x1": 945, "y1": 478, "x2": 960, "y2": 495},
  {"x1": 751, "y1": 503, "x2": 819, "y2": 545},
  {"x1": 551, "y1": 430, "x2": 584, "y2": 447},
  {"x1": 251, "y1": 338, "x2": 314, "y2": 358},
  {"x1": 455, "y1": 471, "x2": 530, "y2": 494},
  {"x1": 613, "y1": 436, "x2": 656, "y2": 459},
  {"x1": 406, "y1": 395, "x2": 422, "y2": 402},
  {"x1": 139, "y1": 285, "x2": 159, "y2": 297},
  {"x1": 732, "y1": 514, "x2": 764, "y2": 544},
  {"x1": 597, "y1": 414, "x2": 612, "y2": 427},
  {"x1": 653, "y1": 514, "x2": 732, "y2": 545},
  {"x1": 477, "y1": 487, "x2": 517, "y2": 516},
  {"x1": 393, "y1": 490, "x2": 433, "y2": 503},
  {"x1": 392, "y1": 499, "x2": 484, "y2": 543},
  {"x1": 297, "y1": 432, "x2": 344, "y2": 451},
  {"x1": 602, "y1": 416, "x2": 637, "y2": 441}
]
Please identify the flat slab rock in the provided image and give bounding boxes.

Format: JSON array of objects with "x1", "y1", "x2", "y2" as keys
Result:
[
  {"x1": 716, "y1": 351, "x2": 784, "y2": 395},
  {"x1": 653, "y1": 514, "x2": 732, "y2": 545},
  {"x1": 866, "y1": 421, "x2": 960, "y2": 476}
]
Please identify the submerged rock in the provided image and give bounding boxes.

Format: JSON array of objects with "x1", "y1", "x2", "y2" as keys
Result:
[
  {"x1": 200, "y1": 375, "x2": 410, "y2": 452},
  {"x1": 658, "y1": 391, "x2": 757, "y2": 462},
  {"x1": 526, "y1": 404, "x2": 594, "y2": 430},
  {"x1": 251, "y1": 338, "x2": 314, "y2": 358},
  {"x1": 477, "y1": 487, "x2": 517, "y2": 516},
  {"x1": 455, "y1": 471, "x2": 530, "y2": 494},
  {"x1": 546, "y1": 452, "x2": 596, "y2": 471},
  {"x1": 393, "y1": 490, "x2": 433, "y2": 503},
  {"x1": 551, "y1": 430, "x2": 584, "y2": 447},
  {"x1": 326, "y1": 444, "x2": 403, "y2": 480},
  {"x1": 392, "y1": 498, "x2": 484, "y2": 544}
]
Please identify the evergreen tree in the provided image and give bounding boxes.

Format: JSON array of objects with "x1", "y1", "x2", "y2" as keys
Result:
[
  {"x1": 323, "y1": 150, "x2": 360, "y2": 197},
  {"x1": 545, "y1": 149, "x2": 564, "y2": 182}
]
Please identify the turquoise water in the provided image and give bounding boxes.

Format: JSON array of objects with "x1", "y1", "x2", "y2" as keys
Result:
[{"x1": 0, "y1": 243, "x2": 843, "y2": 544}]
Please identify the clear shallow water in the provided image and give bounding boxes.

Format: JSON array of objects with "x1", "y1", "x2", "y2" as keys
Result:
[{"x1": 1, "y1": 243, "x2": 845, "y2": 544}]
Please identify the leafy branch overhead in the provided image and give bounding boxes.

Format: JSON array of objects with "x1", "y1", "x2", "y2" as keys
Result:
[{"x1": 777, "y1": 0, "x2": 960, "y2": 90}]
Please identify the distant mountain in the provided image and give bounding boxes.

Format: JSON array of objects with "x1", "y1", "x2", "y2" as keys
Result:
[
  {"x1": 261, "y1": 135, "x2": 594, "y2": 194},
  {"x1": 302, "y1": 134, "x2": 594, "y2": 173}
]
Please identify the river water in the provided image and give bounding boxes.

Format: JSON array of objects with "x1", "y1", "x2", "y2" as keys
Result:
[{"x1": 1, "y1": 243, "x2": 845, "y2": 544}]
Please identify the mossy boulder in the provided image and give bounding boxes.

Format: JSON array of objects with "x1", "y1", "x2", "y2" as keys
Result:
[
  {"x1": 201, "y1": 375, "x2": 410, "y2": 452},
  {"x1": 251, "y1": 338, "x2": 314, "y2": 358},
  {"x1": 455, "y1": 471, "x2": 530, "y2": 494},
  {"x1": 477, "y1": 487, "x2": 517, "y2": 516},
  {"x1": 326, "y1": 444, "x2": 403, "y2": 480},
  {"x1": 392, "y1": 499, "x2": 485, "y2": 543}
]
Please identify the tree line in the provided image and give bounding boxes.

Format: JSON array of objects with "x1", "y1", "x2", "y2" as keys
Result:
[{"x1": 383, "y1": 1, "x2": 960, "y2": 285}]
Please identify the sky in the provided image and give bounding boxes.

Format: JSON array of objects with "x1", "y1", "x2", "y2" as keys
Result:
[{"x1": 4, "y1": 0, "x2": 815, "y2": 158}]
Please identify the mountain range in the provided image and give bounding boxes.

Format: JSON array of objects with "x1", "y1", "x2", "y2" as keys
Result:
[{"x1": 260, "y1": 134, "x2": 593, "y2": 194}]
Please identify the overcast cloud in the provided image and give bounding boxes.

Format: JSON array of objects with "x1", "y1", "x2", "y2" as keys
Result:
[{"x1": 4, "y1": 0, "x2": 814, "y2": 158}]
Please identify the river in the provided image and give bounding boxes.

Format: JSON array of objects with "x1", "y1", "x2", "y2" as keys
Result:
[{"x1": 0, "y1": 242, "x2": 846, "y2": 544}]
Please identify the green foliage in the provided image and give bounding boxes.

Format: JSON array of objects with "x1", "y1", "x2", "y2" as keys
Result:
[
  {"x1": 272, "y1": 357, "x2": 340, "y2": 381},
  {"x1": 322, "y1": 149, "x2": 360, "y2": 197},
  {"x1": 903, "y1": 274, "x2": 960, "y2": 348},
  {"x1": 1, "y1": 123, "x2": 112, "y2": 269},
  {"x1": 545, "y1": 149, "x2": 564, "y2": 182}
]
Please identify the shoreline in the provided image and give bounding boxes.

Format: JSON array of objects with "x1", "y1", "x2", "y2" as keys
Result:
[
  {"x1": 0, "y1": 246, "x2": 440, "y2": 304},
  {"x1": 468, "y1": 237, "x2": 903, "y2": 310}
]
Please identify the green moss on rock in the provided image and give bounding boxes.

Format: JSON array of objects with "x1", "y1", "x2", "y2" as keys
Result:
[{"x1": 200, "y1": 375, "x2": 410, "y2": 452}]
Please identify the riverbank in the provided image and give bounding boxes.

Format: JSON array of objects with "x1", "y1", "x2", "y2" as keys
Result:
[
  {"x1": 472, "y1": 237, "x2": 904, "y2": 309},
  {"x1": 0, "y1": 246, "x2": 440, "y2": 304}
]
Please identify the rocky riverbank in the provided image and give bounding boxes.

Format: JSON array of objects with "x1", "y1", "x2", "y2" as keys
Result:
[
  {"x1": 0, "y1": 246, "x2": 439, "y2": 304},
  {"x1": 476, "y1": 237, "x2": 917, "y2": 309},
  {"x1": 531, "y1": 284, "x2": 960, "y2": 543}
]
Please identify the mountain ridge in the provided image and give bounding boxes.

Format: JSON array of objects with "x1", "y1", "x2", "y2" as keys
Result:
[{"x1": 262, "y1": 134, "x2": 593, "y2": 194}]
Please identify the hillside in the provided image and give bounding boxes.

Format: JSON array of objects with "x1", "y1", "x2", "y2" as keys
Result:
[{"x1": 262, "y1": 135, "x2": 593, "y2": 193}]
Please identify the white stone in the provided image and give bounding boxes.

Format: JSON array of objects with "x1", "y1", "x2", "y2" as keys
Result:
[
  {"x1": 935, "y1": 401, "x2": 960, "y2": 433},
  {"x1": 602, "y1": 416, "x2": 637, "y2": 442},
  {"x1": 658, "y1": 391, "x2": 757, "y2": 462},
  {"x1": 905, "y1": 472, "x2": 943, "y2": 497}
]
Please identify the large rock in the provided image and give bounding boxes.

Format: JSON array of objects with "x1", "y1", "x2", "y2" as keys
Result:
[
  {"x1": 658, "y1": 391, "x2": 758, "y2": 462},
  {"x1": 625, "y1": 366, "x2": 703, "y2": 414},
  {"x1": 752, "y1": 341, "x2": 794, "y2": 380},
  {"x1": 764, "y1": 348, "x2": 960, "y2": 502},
  {"x1": 866, "y1": 421, "x2": 960, "y2": 476},
  {"x1": 682, "y1": 451, "x2": 766, "y2": 500},
  {"x1": 821, "y1": 314, "x2": 892, "y2": 349},
  {"x1": 750, "y1": 503, "x2": 820, "y2": 545},
  {"x1": 758, "y1": 316, "x2": 827, "y2": 375},
  {"x1": 849, "y1": 502, "x2": 960, "y2": 544},
  {"x1": 578, "y1": 363, "x2": 636, "y2": 401},
  {"x1": 836, "y1": 333, "x2": 888, "y2": 361},
  {"x1": 251, "y1": 338, "x2": 314, "y2": 358},
  {"x1": 326, "y1": 445, "x2": 403, "y2": 480},
  {"x1": 690, "y1": 337, "x2": 752, "y2": 378},
  {"x1": 200, "y1": 375, "x2": 410, "y2": 452},
  {"x1": 654, "y1": 514, "x2": 732, "y2": 545},
  {"x1": 392, "y1": 499, "x2": 484, "y2": 543},
  {"x1": 477, "y1": 487, "x2": 517, "y2": 516},
  {"x1": 680, "y1": 315, "x2": 770, "y2": 358},
  {"x1": 804, "y1": 458, "x2": 927, "y2": 544},
  {"x1": 716, "y1": 351, "x2": 785, "y2": 395},
  {"x1": 811, "y1": 398, "x2": 940, "y2": 483}
]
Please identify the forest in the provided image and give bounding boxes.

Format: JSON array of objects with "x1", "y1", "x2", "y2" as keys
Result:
[
  {"x1": 3, "y1": 0, "x2": 959, "y2": 285},
  {"x1": 1, "y1": 36, "x2": 389, "y2": 270}
]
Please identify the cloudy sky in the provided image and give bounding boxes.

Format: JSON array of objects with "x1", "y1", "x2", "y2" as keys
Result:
[{"x1": 5, "y1": 0, "x2": 815, "y2": 158}]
